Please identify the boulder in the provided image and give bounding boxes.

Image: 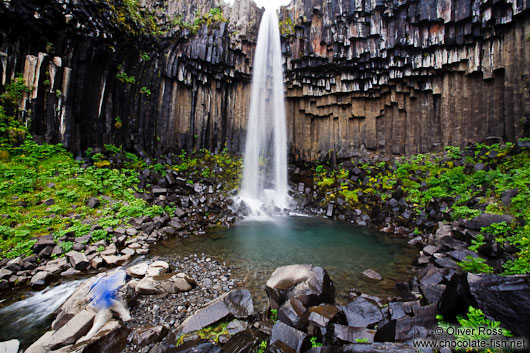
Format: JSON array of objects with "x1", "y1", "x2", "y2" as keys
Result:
[
  {"x1": 329, "y1": 324, "x2": 375, "y2": 344},
  {"x1": 146, "y1": 261, "x2": 170, "y2": 277},
  {"x1": 167, "y1": 339, "x2": 222, "y2": 353},
  {"x1": 439, "y1": 273, "x2": 530, "y2": 337},
  {"x1": 341, "y1": 297, "x2": 384, "y2": 329},
  {"x1": 270, "y1": 320, "x2": 310, "y2": 353},
  {"x1": 132, "y1": 325, "x2": 169, "y2": 347},
  {"x1": 127, "y1": 262, "x2": 149, "y2": 278},
  {"x1": 5, "y1": 257, "x2": 23, "y2": 272},
  {"x1": 86, "y1": 197, "x2": 100, "y2": 208},
  {"x1": 46, "y1": 309, "x2": 95, "y2": 350},
  {"x1": 0, "y1": 339, "x2": 19, "y2": 353},
  {"x1": 79, "y1": 319, "x2": 129, "y2": 353},
  {"x1": 172, "y1": 277, "x2": 192, "y2": 292},
  {"x1": 265, "y1": 265, "x2": 335, "y2": 310},
  {"x1": 226, "y1": 320, "x2": 249, "y2": 336},
  {"x1": 135, "y1": 277, "x2": 162, "y2": 295},
  {"x1": 30, "y1": 271, "x2": 57, "y2": 289},
  {"x1": 175, "y1": 289, "x2": 254, "y2": 336},
  {"x1": 33, "y1": 235, "x2": 55, "y2": 253},
  {"x1": 221, "y1": 329, "x2": 262, "y2": 352},
  {"x1": 278, "y1": 297, "x2": 307, "y2": 328},
  {"x1": 361, "y1": 269, "x2": 382, "y2": 282},
  {"x1": 25, "y1": 331, "x2": 54, "y2": 353},
  {"x1": 434, "y1": 223, "x2": 452, "y2": 239},
  {"x1": 301, "y1": 304, "x2": 344, "y2": 335},
  {"x1": 66, "y1": 251, "x2": 90, "y2": 270},
  {"x1": 0, "y1": 269, "x2": 12, "y2": 280},
  {"x1": 420, "y1": 284, "x2": 446, "y2": 304},
  {"x1": 463, "y1": 213, "x2": 514, "y2": 231}
]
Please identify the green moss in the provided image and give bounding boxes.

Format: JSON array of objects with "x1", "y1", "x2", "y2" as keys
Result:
[
  {"x1": 176, "y1": 320, "x2": 230, "y2": 346},
  {"x1": 279, "y1": 16, "x2": 295, "y2": 36}
]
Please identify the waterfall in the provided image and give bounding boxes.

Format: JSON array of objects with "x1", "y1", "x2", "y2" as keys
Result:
[{"x1": 239, "y1": 9, "x2": 289, "y2": 216}]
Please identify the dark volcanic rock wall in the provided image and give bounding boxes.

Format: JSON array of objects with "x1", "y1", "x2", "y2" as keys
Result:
[
  {"x1": 0, "y1": 0, "x2": 529, "y2": 160},
  {"x1": 280, "y1": 0, "x2": 530, "y2": 160},
  {"x1": 0, "y1": 0, "x2": 261, "y2": 155}
]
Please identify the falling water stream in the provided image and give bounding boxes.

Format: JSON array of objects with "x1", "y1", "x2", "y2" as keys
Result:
[{"x1": 239, "y1": 9, "x2": 289, "y2": 215}]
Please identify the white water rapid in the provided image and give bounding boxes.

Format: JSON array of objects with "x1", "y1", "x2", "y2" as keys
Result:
[{"x1": 239, "y1": 9, "x2": 289, "y2": 217}]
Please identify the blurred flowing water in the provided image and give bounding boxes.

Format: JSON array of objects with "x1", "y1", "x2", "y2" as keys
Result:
[
  {"x1": 0, "y1": 280, "x2": 83, "y2": 348},
  {"x1": 239, "y1": 9, "x2": 289, "y2": 215}
]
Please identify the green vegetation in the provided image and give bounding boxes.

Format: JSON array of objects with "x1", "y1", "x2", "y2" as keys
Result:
[
  {"x1": 140, "y1": 86, "x2": 151, "y2": 96},
  {"x1": 115, "y1": 71, "x2": 136, "y2": 84},
  {"x1": 437, "y1": 306, "x2": 512, "y2": 352},
  {"x1": 313, "y1": 142, "x2": 530, "y2": 275},
  {"x1": 0, "y1": 73, "x2": 31, "y2": 106},
  {"x1": 176, "y1": 320, "x2": 229, "y2": 346},
  {"x1": 140, "y1": 52, "x2": 151, "y2": 62},
  {"x1": 102, "y1": 0, "x2": 161, "y2": 37},
  {"x1": 171, "y1": 7, "x2": 227, "y2": 35},
  {"x1": 269, "y1": 308, "x2": 278, "y2": 322},
  {"x1": 257, "y1": 340, "x2": 268, "y2": 353},
  {"x1": 279, "y1": 16, "x2": 295, "y2": 36},
  {"x1": 0, "y1": 132, "x2": 242, "y2": 260},
  {"x1": 309, "y1": 336, "x2": 323, "y2": 348},
  {"x1": 355, "y1": 338, "x2": 369, "y2": 343}
]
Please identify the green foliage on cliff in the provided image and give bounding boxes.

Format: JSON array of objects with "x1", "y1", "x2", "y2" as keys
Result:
[
  {"x1": 115, "y1": 71, "x2": 136, "y2": 84},
  {"x1": 0, "y1": 74, "x2": 31, "y2": 106},
  {"x1": 279, "y1": 16, "x2": 295, "y2": 36},
  {"x1": 171, "y1": 7, "x2": 227, "y2": 35},
  {"x1": 102, "y1": 0, "x2": 160, "y2": 37}
]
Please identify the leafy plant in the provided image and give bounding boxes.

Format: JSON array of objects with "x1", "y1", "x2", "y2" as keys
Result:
[
  {"x1": 115, "y1": 72, "x2": 136, "y2": 84},
  {"x1": 257, "y1": 340, "x2": 267, "y2": 353},
  {"x1": 437, "y1": 306, "x2": 512, "y2": 350},
  {"x1": 59, "y1": 241, "x2": 73, "y2": 254},
  {"x1": 458, "y1": 256, "x2": 494, "y2": 274},
  {"x1": 1, "y1": 74, "x2": 31, "y2": 105},
  {"x1": 114, "y1": 116, "x2": 122, "y2": 129},
  {"x1": 140, "y1": 86, "x2": 151, "y2": 96},
  {"x1": 140, "y1": 52, "x2": 151, "y2": 62},
  {"x1": 309, "y1": 337, "x2": 322, "y2": 348}
]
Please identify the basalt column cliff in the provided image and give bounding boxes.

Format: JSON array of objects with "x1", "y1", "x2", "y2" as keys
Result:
[
  {"x1": 0, "y1": 0, "x2": 262, "y2": 155},
  {"x1": 0, "y1": 0, "x2": 529, "y2": 160},
  {"x1": 280, "y1": 0, "x2": 530, "y2": 160}
]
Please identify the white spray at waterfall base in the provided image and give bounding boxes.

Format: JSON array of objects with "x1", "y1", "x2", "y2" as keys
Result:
[{"x1": 238, "y1": 9, "x2": 290, "y2": 218}]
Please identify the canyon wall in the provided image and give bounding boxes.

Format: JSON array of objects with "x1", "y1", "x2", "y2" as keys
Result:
[
  {"x1": 0, "y1": 0, "x2": 529, "y2": 160},
  {"x1": 0, "y1": 0, "x2": 260, "y2": 155},
  {"x1": 280, "y1": 0, "x2": 530, "y2": 160}
]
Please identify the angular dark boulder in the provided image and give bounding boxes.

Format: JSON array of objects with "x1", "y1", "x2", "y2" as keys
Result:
[
  {"x1": 222, "y1": 328, "x2": 265, "y2": 353},
  {"x1": 175, "y1": 289, "x2": 254, "y2": 336},
  {"x1": 166, "y1": 339, "x2": 222, "y2": 353},
  {"x1": 270, "y1": 321, "x2": 310, "y2": 353},
  {"x1": 328, "y1": 324, "x2": 376, "y2": 345},
  {"x1": 341, "y1": 297, "x2": 384, "y2": 329},
  {"x1": 301, "y1": 304, "x2": 344, "y2": 336},
  {"x1": 463, "y1": 213, "x2": 514, "y2": 231},
  {"x1": 278, "y1": 297, "x2": 307, "y2": 329},
  {"x1": 439, "y1": 273, "x2": 530, "y2": 337},
  {"x1": 265, "y1": 265, "x2": 335, "y2": 310}
]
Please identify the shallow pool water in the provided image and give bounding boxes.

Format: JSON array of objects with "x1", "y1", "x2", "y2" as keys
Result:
[{"x1": 152, "y1": 216, "x2": 417, "y2": 307}]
